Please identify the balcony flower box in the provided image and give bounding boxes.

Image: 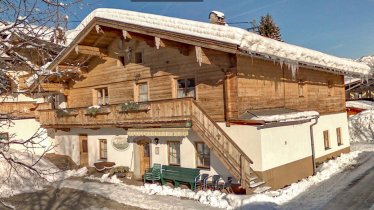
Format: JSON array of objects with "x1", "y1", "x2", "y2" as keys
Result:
[
  {"x1": 55, "y1": 109, "x2": 78, "y2": 117},
  {"x1": 85, "y1": 105, "x2": 111, "y2": 117},
  {"x1": 118, "y1": 101, "x2": 150, "y2": 113}
]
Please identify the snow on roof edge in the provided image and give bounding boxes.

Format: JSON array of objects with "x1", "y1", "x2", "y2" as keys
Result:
[{"x1": 64, "y1": 8, "x2": 371, "y2": 76}]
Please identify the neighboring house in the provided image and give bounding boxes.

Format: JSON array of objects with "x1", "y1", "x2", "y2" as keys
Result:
[
  {"x1": 0, "y1": 24, "x2": 64, "y2": 155},
  {"x1": 33, "y1": 9, "x2": 371, "y2": 191},
  {"x1": 345, "y1": 55, "x2": 374, "y2": 99},
  {"x1": 346, "y1": 100, "x2": 374, "y2": 117}
]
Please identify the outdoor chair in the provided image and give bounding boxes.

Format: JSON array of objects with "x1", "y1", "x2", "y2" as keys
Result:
[
  {"x1": 194, "y1": 173, "x2": 209, "y2": 191},
  {"x1": 143, "y1": 163, "x2": 162, "y2": 183},
  {"x1": 216, "y1": 176, "x2": 233, "y2": 193},
  {"x1": 204, "y1": 175, "x2": 220, "y2": 190}
]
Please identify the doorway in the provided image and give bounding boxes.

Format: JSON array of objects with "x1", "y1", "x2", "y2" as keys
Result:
[
  {"x1": 137, "y1": 140, "x2": 151, "y2": 176},
  {"x1": 79, "y1": 134, "x2": 88, "y2": 166}
]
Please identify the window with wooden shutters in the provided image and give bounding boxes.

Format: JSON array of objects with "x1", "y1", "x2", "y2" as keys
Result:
[
  {"x1": 336, "y1": 127, "x2": 342, "y2": 146},
  {"x1": 196, "y1": 142, "x2": 210, "y2": 168},
  {"x1": 323, "y1": 130, "x2": 330, "y2": 150},
  {"x1": 96, "y1": 88, "x2": 109, "y2": 105},
  {"x1": 137, "y1": 83, "x2": 149, "y2": 102},
  {"x1": 168, "y1": 141, "x2": 180, "y2": 165},
  {"x1": 177, "y1": 78, "x2": 195, "y2": 98},
  {"x1": 99, "y1": 139, "x2": 107, "y2": 159}
]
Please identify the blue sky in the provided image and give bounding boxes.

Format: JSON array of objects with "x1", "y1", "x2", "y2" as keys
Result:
[{"x1": 68, "y1": 0, "x2": 374, "y2": 59}]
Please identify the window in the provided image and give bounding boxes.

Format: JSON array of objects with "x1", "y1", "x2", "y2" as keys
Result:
[
  {"x1": 137, "y1": 83, "x2": 149, "y2": 102},
  {"x1": 177, "y1": 78, "x2": 195, "y2": 98},
  {"x1": 336, "y1": 127, "x2": 342, "y2": 146},
  {"x1": 95, "y1": 87, "x2": 109, "y2": 105},
  {"x1": 168, "y1": 141, "x2": 180, "y2": 165},
  {"x1": 99, "y1": 139, "x2": 107, "y2": 159},
  {"x1": 323, "y1": 130, "x2": 330, "y2": 150},
  {"x1": 328, "y1": 80, "x2": 334, "y2": 96},
  {"x1": 196, "y1": 142, "x2": 210, "y2": 168},
  {"x1": 118, "y1": 56, "x2": 126, "y2": 66},
  {"x1": 298, "y1": 80, "x2": 305, "y2": 97},
  {"x1": 135, "y1": 52, "x2": 143, "y2": 64}
]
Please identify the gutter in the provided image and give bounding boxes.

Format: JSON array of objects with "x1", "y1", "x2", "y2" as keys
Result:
[{"x1": 309, "y1": 116, "x2": 319, "y2": 175}]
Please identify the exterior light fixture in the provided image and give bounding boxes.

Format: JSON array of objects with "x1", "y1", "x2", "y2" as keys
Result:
[{"x1": 154, "y1": 138, "x2": 159, "y2": 145}]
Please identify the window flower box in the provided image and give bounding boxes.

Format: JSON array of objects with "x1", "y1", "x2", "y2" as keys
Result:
[
  {"x1": 55, "y1": 109, "x2": 78, "y2": 117},
  {"x1": 118, "y1": 101, "x2": 150, "y2": 113},
  {"x1": 85, "y1": 105, "x2": 111, "y2": 117}
]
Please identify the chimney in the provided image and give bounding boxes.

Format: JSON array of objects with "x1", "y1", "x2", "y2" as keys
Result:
[{"x1": 209, "y1": 11, "x2": 227, "y2": 25}]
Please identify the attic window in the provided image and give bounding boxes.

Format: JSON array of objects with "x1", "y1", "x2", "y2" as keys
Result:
[
  {"x1": 135, "y1": 52, "x2": 143, "y2": 64},
  {"x1": 118, "y1": 56, "x2": 125, "y2": 66}
]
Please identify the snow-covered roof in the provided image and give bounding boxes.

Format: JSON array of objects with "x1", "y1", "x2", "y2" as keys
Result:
[
  {"x1": 346, "y1": 100, "x2": 374, "y2": 110},
  {"x1": 65, "y1": 8, "x2": 371, "y2": 76},
  {"x1": 344, "y1": 76, "x2": 361, "y2": 85},
  {"x1": 250, "y1": 111, "x2": 319, "y2": 122}
]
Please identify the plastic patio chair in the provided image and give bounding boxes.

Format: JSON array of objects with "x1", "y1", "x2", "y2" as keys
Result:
[
  {"x1": 194, "y1": 173, "x2": 209, "y2": 191},
  {"x1": 204, "y1": 175, "x2": 220, "y2": 191}
]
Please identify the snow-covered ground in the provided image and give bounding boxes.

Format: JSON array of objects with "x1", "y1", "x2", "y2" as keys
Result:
[
  {"x1": 346, "y1": 100, "x2": 374, "y2": 110},
  {"x1": 0, "y1": 150, "x2": 87, "y2": 198}
]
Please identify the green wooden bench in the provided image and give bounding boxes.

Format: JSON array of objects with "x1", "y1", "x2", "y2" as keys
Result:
[
  {"x1": 160, "y1": 165, "x2": 200, "y2": 190},
  {"x1": 143, "y1": 163, "x2": 162, "y2": 183}
]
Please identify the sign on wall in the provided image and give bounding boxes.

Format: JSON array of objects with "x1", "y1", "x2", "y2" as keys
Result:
[{"x1": 112, "y1": 135, "x2": 130, "y2": 151}]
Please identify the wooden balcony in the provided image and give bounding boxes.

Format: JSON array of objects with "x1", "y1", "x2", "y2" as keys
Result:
[
  {"x1": 0, "y1": 102, "x2": 38, "y2": 119},
  {"x1": 37, "y1": 98, "x2": 193, "y2": 128}
]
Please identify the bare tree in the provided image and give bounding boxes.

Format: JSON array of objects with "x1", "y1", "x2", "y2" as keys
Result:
[{"x1": 0, "y1": 0, "x2": 84, "y2": 207}]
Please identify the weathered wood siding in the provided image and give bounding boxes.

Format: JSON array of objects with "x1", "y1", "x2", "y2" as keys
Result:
[
  {"x1": 236, "y1": 56, "x2": 345, "y2": 115},
  {"x1": 67, "y1": 37, "x2": 230, "y2": 121}
]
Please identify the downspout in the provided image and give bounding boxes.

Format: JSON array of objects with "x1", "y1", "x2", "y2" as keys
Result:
[{"x1": 309, "y1": 116, "x2": 319, "y2": 175}]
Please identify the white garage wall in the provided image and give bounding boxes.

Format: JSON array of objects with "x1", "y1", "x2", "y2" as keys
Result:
[{"x1": 313, "y1": 112, "x2": 350, "y2": 159}]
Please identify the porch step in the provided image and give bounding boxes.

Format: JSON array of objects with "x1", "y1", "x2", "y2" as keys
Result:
[
  {"x1": 250, "y1": 181, "x2": 265, "y2": 188},
  {"x1": 249, "y1": 176, "x2": 258, "y2": 182},
  {"x1": 253, "y1": 186, "x2": 271, "y2": 194}
]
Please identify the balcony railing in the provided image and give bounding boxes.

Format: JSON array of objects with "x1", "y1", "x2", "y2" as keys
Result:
[
  {"x1": 37, "y1": 98, "x2": 193, "y2": 128},
  {"x1": 0, "y1": 102, "x2": 38, "y2": 118}
]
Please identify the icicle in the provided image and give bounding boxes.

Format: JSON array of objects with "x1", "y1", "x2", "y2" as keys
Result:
[
  {"x1": 155, "y1": 37, "x2": 160, "y2": 50},
  {"x1": 279, "y1": 59, "x2": 284, "y2": 69}
]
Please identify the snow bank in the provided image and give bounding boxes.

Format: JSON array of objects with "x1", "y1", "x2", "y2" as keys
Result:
[
  {"x1": 0, "y1": 150, "x2": 87, "y2": 198},
  {"x1": 346, "y1": 100, "x2": 374, "y2": 110},
  {"x1": 142, "y1": 151, "x2": 362, "y2": 209},
  {"x1": 349, "y1": 110, "x2": 374, "y2": 143},
  {"x1": 86, "y1": 173, "x2": 122, "y2": 184},
  {"x1": 356, "y1": 55, "x2": 374, "y2": 67},
  {"x1": 143, "y1": 184, "x2": 230, "y2": 208},
  {"x1": 64, "y1": 8, "x2": 371, "y2": 76},
  {"x1": 253, "y1": 111, "x2": 319, "y2": 122}
]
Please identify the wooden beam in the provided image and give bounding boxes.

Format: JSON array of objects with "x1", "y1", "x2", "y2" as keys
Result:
[
  {"x1": 122, "y1": 30, "x2": 132, "y2": 40},
  {"x1": 95, "y1": 25, "x2": 105, "y2": 34},
  {"x1": 75, "y1": 45, "x2": 108, "y2": 57},
  {"x1": 195, "y1": 46, "x2": 212, "y2": 66}
]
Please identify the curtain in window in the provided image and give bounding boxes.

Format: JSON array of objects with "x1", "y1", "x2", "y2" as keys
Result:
[
  {"x1": 169, "y1": 142, "x2": 180, "y2": 165},
  {"x1": 138, "y1": 83, "x2": 148, "y2": 102}
]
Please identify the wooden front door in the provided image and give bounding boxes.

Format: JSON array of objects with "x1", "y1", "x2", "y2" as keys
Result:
[
  {"x1": 138, "y1": 140, "x2": 151, "y2": 175},
  {"x1": 79, "y1": 134, "x2": 89, "y2": 166}
]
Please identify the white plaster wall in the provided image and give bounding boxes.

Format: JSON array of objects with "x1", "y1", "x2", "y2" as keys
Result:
[
  {"x1": 54, "y1": 128, "x2": 134, "y2": 169},
  {"x1": 219, "y1": 122, "x2": 312, "y2": 172},
  {"x1": 218, "y1": 123, "x2": 263, "y2": 170},
  {"x1": 260, "y1": 123, "x2": 312, "y2": 171},
  {"x1": 313, "y1": 112, "x2": 350, "y2": 159},
  {"x1": 1, "y1": 119, "x2": 53, "y2": 155}
]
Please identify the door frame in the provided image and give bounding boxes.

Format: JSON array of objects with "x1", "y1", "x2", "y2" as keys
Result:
[
  {"x1": 79, "y1": 134, "x2": 89, "y2": 167},
  {"x1": 137, "y1": 139, "x2": 151, "y2": 176}
]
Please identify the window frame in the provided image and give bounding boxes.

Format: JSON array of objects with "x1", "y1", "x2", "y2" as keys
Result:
[
  {"x1": 136, "y1": 82, "x2": 149, "y2": 102},
  {"x1": 323, "y1": 130, "x2": 330, "y2": 150},
  {"x1": 168, "y1": 141, "x2": 181, "y2": 166},
  {"x1": 176, "y1": 78, "x2": 196, "y2": 99},
  {"x1": 134, "y1": 51, "x2": 143, "y2": 64},
  {"x1": 99, "y1": 139, "x2": 108, "y2": 160},
  {"x1": 195, "y1": 142, "x2": 210, "y2": 169},
  {"x1": 94, "y1": 87, "x2": 109, "y2": 106},
  {"x1": 336, "y1": 127, "x2": 342, "y2": 146}
]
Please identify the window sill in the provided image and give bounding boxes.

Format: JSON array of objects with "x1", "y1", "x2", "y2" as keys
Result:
[
  {"x1": 338, "y1": 143, "x2": 343, "y2": 146},
  {"x1": 324, "y1": 147, "x2": 331, "y2": 150},
  {"x1": 197, "y1": 166, "x2": 210, "y2": 170}
]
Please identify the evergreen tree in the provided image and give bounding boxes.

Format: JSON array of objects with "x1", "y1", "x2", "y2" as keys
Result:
[{"x1": 251, "y1": 13, "x2": 282, "y2": 41}]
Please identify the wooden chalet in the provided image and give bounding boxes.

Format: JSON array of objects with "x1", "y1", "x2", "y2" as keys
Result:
[{"x1": 33, "y1": 9, "x2": 371, "y2": 192}]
